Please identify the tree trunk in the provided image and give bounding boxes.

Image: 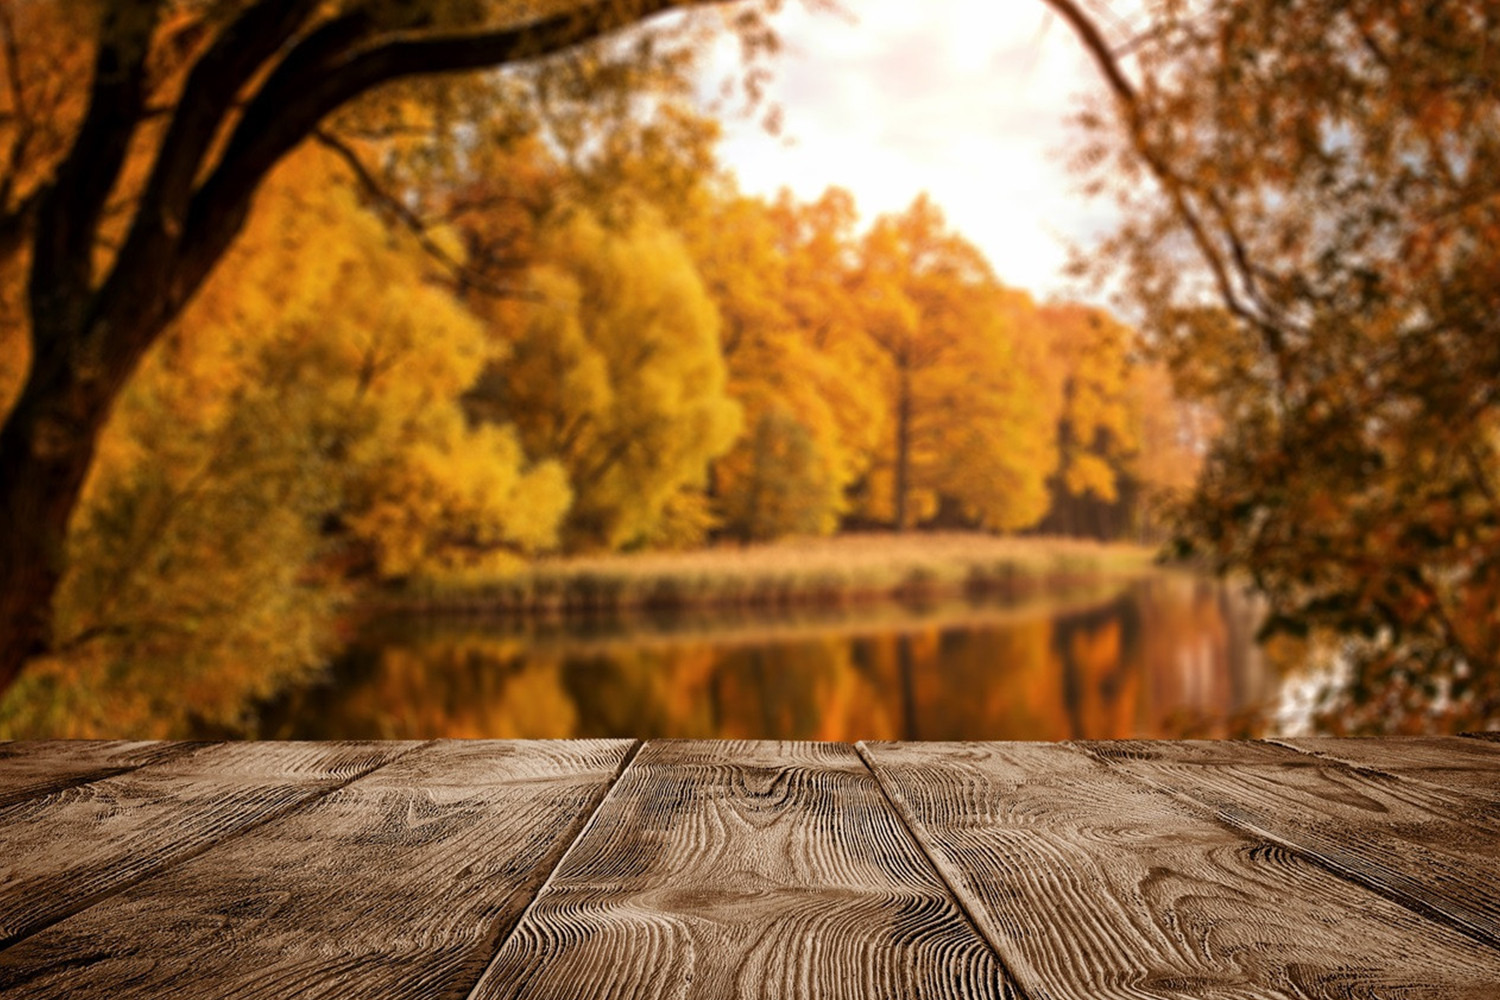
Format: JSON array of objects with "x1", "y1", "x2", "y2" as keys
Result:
[
  {"x1": 0, "y1": 368, "x2": 109, "y2": 691},
  {"x1": 894, "y1": 362, "x2": 911, "y2": 532}
]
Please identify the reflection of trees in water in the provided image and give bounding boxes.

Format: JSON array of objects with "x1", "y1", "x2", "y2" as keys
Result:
[
  {"x1": 1054, "y1": 596, "x2": 1138, "y2": 741},
  {"x1": 259, "y1": 640, "x2": 577, "y2": 739},
  {"x1": 252, "y1": 575, "x2": 1269, "y2": 740},
  {"x1": 898, "y1": 635, "x2": 918, "y2": 741},
  {"x1": 1132, "y1": 575, "x2": 1269, "y2": 737}
]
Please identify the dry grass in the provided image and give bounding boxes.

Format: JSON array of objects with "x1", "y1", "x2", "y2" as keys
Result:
[{"x1": 385, "y1": 533, "x2": 1161, "y2": 617}]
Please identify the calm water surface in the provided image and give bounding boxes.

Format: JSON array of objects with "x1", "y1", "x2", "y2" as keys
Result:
[{"x1": 255, "y1": 572, "x2": 1270, "y2": 740}]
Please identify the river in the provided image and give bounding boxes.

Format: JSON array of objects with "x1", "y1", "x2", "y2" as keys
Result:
[{"x1": 252, "y1": 570, "x2": 1273, "y2": 740}]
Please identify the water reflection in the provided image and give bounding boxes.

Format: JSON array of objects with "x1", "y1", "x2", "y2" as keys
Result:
[{"x1": 253, "y1": 572, "x2": 1269, "y2": 740}]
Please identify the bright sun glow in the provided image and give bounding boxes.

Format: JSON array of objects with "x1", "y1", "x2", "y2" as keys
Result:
[{"x1": 707, "y1": 0, "x2": 1136, "y2": 298}]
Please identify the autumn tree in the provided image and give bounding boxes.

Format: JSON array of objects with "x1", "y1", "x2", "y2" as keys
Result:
[
  {"x1": 686, "y1": 187, "x2": 881, "y2": 540},
  {"x1": 1031, "y1": 302, "x2": 1208, "y2": 542},
  {"x1": 0, "y1": 0, "x2": 810, "y2": 690},
  {"x1": 1055, "y1": 0, "x2": 1500, "y2": 729},
  {"x1": 1, "y1": 145, "x2": 567, "y2": 737},
  {"x1": 766, "y1": 188, "x2": 889, "y2": 485},
  {"x1": 689, "y1": 192, "x2": 822, "y2": 540},
  {"x1": 469, "y1": 206, "x2": 740, "y2": 551},
  {"x1": 532, "y1": 80, "x2": 883, "y2": 544},
  {"x1": 851, "y1": 195, "x2": 1059, "y2": 533},
  {"x1": 1121, "y1": 357, "x2": 1211, "y2": 540},
  {"x1": 1036, "y1": 303, "x2": 1138, "y2": 539}
]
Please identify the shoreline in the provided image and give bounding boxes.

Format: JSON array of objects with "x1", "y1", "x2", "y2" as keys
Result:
[{"x1": 366, "y1": 533, "x2": 1165, "y2": 621}]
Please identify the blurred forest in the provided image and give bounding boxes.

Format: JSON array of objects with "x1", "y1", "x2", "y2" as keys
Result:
[
  {"x1": 0, "y1": 0, "x2": 1203, "y2": 737},
  {"x1": 3, "y1": 0, "x2": 1497, "y2": 737},
  {"x1": 1060, "y1": 0, "x2": 1500, "y2": 733}
]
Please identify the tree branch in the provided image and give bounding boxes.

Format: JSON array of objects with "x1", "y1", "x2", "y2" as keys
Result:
[
  {"x1": 312, "y1": 127, "x2": 539, "y2": 301},
  {"x1": 28, "y1": 0, "x2": 163, "y2": 351},
  {"x1": 1044, "y1": 0, "x2": 1296, "y2": 384},
  {"x1": 0, "y1": 1, "x2": 32, "y2": 211},
  {"x1": 86, "y1": 6, "x2": 379, "y2": 366},
  {"x1": 141, "y1": 0, "x2": 721, "y2": 354},
  {"x1": 131, "y1": 0, "x2": 322, "y2": 244},
  {"x1": 1042, "y1": 0, "x2": 1138, "y2": 105},
  {"x1": 0, "y1": 186, "x2": 39, "y2": 269},
  {"x1": 192, "y1": 1, "x2": 723, "y2": 252}
]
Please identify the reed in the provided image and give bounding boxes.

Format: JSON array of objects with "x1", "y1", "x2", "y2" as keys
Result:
[{"x1": 379, "y1": 533, "x2": 1161, "y2": 619}]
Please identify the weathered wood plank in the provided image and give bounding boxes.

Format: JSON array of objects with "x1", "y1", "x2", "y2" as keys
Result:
[
  {"x1": 0, "y1": 741, "x2": 194, "y2": 809},
  {"x1": 1272, "y1": 736, "x2": 1500, "y2": 801},
  {"x1": 0, "y1": 740, "x2": 419, "y2": 948},
  {"x1": 861, "y1": 740, "x2": 1500, "y2": 1000},
  {"x1": 1079, "y1": 738, "x2": 1500, "y2": 950},
  {"x1": 1463, "y1": 730, "x2": 1500, "y2": 743},
  {"x1": 468, "y1": 739, "x2": 1014, "y2": 1000},
  {"x1": 0, "y1": 739, "x2": 634, "y2": 1000}
]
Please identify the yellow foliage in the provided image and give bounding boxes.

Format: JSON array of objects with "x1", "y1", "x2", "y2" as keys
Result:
[
  {"x1": 1065, "y1": 453, "x2": 1121, "y2": 504},
  {"x1": 1040, "y1": 303, "x2": 1140, "y2": 504},
  {"x1": 1127, "y1": 359, "x2": 1209, "y2": 497},
  {"x1": 685, "y1": 192, "x2": 869, "y2": 540},
  {"x1": 490, "y1": 206, "x2": 740, "y2": 550},
  {"x1": 851, "y1": 196, "x2": 1061, "y2": 531},
  {"x1": 0, "y1": 0, "x2": 91, "y2": 213},
  {"x1": 189, "y1": 145, "x2": 567, "y2": 577},
  {"x1": 0, "y1": 143, "x2": 564, "y2": 737}
]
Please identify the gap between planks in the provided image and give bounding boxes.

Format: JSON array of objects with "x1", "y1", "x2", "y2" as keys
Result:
[
  {"x1": 9, "y1": 737, "x2": 1495, "y2": 998},
  {"x1": 1073, "y1": 738, "x2": 1500, "y2": 954},
  {"x1": 390, "y1": 736, "x2": 1500, "y2": 999},
  {"x1": 861, "y1": 739, "x2": 1500, "y2": 998},
  {"x1": 460, "y1": 738, "x2": 644, "y2": 1000},
  {"x1": 464, "y1": 740, "x2": 1025, "y2": 1000},
  {"x1": 0, "y1": 739, "x2": 436, "y2": 953},
  {"x1": 853, "y1": 740, "x2": 1032, "y2": 1000},
  {"x1": 1265, "y1": 734, "x2": 1500, "y2": 802}
]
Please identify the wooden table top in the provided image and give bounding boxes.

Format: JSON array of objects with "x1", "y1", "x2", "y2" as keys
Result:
[{"x1": 0, "y1": 736, "x2": 1497, "y2": 998}]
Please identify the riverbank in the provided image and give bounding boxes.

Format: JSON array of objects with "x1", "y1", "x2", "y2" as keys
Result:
[{"x1": 374, "y1": 533, "x2": 1163, "y2": 619}]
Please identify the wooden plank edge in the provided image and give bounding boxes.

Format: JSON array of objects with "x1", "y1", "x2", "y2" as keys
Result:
[
  {"x1": 0, "y1": 740, "x2": 438, "y2": 954},
  {"x1": 854, "y1": 741, "x2": 1031, "y2": 1000},
  {"x1": 1263, "y1": 736, "x2": 1500, "y2": 802},
  {"x1": 1259, "y1": 737, "x2": 1433, "y2": 784},
  {"x1": 1461, "y1": 731, "x2": 1500, "y2": 743},
  {"x1": 457, "y1": 738, "x2": 644, "y2": 1000},
  {"x1": 0, "y1": 742, "x2": 207, "y2": 810},
  {"x1": 1069, "y1": 740, "x2": 1500, "y2": 954}
]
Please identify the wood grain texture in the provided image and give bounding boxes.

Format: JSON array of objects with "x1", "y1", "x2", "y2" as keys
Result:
[
  {"x1": 1272, "y1": 736, "x2": 1500, "y2": 801},
  {"x1": 1079, "y1": 738, "x2": 1500, "y2": 950},
  {"x1": 0, "y1": 739, "x2": 633, "y2": 1000},
  {"x1": 1463, "y1": 730, "x2": 1500, "y2": 743},
  {"x1": 0, "y1": 740, "x2": 419, "y2": 948},
  {"x1": 861, "y1": 739, "x2": 1500, "y2": 1000},
  {"x1": 0, "y1": 741, "x2": 194, "y2": 808},
  {"x1": 468, "y1": 739, "x2": 1015, "y2": 1000}
]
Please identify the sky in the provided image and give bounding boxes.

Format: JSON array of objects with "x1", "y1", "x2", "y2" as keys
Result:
[{"x1": 701, "y1": 0, "x2": 1138, "y2": 300}]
